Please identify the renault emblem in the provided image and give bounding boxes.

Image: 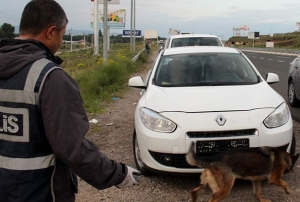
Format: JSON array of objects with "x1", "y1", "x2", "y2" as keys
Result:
[{"x1": 216, "y1": 115, "x2": 226, "y2": 126}]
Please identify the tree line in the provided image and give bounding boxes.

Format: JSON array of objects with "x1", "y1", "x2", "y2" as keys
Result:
[
  {"x1": 0, "y1": 23, "x2": 16, "y2": 38},
  {"x1": 1, "y1": 22, "x2": 166, "y2": 43}
]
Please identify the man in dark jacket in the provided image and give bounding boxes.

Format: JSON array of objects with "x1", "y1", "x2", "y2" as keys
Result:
[
  {"x1": 145, "y1": 40, "x2": 150, "y2": 54},
  {"x1": 0, "y1": 0, "x2": 140, "y2": 201}
]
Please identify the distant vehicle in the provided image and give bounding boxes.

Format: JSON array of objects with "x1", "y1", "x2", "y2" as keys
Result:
[
  {"x1": 128, "y1": 46, "x2": 295, "y2": 175},
  {"x1": 164, "y1": 34, "x2": 224, "y2": 49},
  {"x1": 158, "y1": 40, "x2": 164, "y2": 44},
  {"x1": 288, "y1": 55, "x2": 300, "y2": 107}
]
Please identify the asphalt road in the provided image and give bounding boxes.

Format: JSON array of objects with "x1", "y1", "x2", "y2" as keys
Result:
[{"x1": 242, "y1": 51, "x2": 300, "y2": 122}]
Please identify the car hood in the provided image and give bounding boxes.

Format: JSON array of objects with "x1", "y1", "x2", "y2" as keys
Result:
[{"x1": 144, "y1": 83, "x2": 283, "y2": 112}]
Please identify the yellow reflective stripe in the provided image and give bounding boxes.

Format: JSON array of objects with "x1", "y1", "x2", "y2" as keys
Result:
[
  {"x1": 0, "y1": 154, "x2": 55, "y2": 170},
  {"x1": 24, "y1": 58, "x2": 51, "y2": 92},
  {"x1": 0, "y1": 89, "x2": 37, "y2": 105}
]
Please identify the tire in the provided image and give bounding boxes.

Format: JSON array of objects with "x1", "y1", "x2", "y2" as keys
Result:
[
  {"x1": 290, "y1": 133, "x2": 296, "y2": 157},
  {"x1": 288, "y1": 80, "x2": 300, "y2": 107},
  {"x1": 133, "y1": 130, "x2": 153, "y2": 176}
]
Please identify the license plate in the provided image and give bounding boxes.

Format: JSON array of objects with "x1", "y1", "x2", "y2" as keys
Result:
[{"x1": 196, "y1": 139, "x2": 249, "y2": 154}]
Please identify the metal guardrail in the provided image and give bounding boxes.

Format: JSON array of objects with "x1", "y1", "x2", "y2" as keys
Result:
[
  {"x1": 237, "y1": 47, "x2": 300, "y2": 56},
  {"x1": 132, "y1": 48, "x2": 145, "y2": 62},
  {"x1": 131, "y1": 47, "x2": 299, "y2": 61}
]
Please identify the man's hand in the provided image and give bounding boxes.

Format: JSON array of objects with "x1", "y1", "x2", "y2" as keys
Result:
[{"x1": 116, "y1": 166, "x2": 141, "y2": 188}]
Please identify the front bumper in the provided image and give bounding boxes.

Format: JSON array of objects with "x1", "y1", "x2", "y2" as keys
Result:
[{"x1": 135, "y1": 109, "x2": 294, "y2": 174}]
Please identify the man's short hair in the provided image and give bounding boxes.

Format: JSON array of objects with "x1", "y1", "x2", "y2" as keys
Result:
[{"x1": 19, "y1": 0, "x2": 68, "y2": 36}]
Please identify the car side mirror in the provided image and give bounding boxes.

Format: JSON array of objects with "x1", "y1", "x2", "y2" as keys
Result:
[
  {"x1": 128, "y1": 76, "x2": 146, "y2": 89},
  {"x1": 266, "y1": 73, "x2": 279, "y2": 84}
]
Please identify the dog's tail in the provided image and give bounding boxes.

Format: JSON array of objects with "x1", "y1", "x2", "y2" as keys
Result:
[{"x1": 185, "y1": 142, "x2": 211, "y2": 168}]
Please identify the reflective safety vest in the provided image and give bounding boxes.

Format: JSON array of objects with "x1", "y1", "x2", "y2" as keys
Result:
[{"x1": 0, "y1": 58, "x2": 61, "y2": 202}]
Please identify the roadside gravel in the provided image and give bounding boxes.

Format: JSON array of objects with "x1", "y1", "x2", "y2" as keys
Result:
[{"x1": 75, "y1": 50, "x2": 300, "y2": 202}]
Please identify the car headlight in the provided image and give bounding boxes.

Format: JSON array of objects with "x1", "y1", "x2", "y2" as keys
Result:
[
  {"x1": 264, "y1": 103, "x2": 289, "y2": 128},
  {"x1": 139, "y1": 108, "x2": 176, "y2": 132}
]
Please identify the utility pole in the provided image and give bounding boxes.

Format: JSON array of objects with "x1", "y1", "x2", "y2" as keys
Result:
[
  {"x1": 130, "y1": 0, "x2": 133, "y2": 52},
  {"x1": 103, "y1": 0, "x2": 108, "y2": 62},
  {"x1": 133, "y1": 0, "x2": 136, "y2": 52},
  {"x1": 70, "y1": 28, "x2": 73, "y2": 52},
  {"x1": 93, "y1": 0, "x2": 99, "y2": 55},
  {"x1": 83, "y1": 33, "x2": 86, "y2": 49},
  {"x1": 91, "y1": 34, "x2": 94, "y2": 49}
]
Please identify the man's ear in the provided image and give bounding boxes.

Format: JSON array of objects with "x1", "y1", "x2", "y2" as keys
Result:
[{"x1": 46, "y1": 26, "x2": 57, "y2": 40}]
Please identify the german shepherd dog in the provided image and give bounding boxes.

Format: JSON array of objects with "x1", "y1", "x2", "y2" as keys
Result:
[{"x1": 186, "y1": 142, "x2": 299, "y2": 202}]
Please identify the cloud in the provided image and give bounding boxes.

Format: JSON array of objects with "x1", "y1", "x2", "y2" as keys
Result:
[{"x1": 2, "y1": 0, "x2": 300, "y2": 40}]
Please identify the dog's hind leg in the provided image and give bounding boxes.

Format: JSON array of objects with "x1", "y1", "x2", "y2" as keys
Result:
[{"x1": 252, "y1": 181, "x2": 271, "y2": 202}]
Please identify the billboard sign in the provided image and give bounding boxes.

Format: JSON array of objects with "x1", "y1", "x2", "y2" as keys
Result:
[
  {"x1": 266, "y1": 42, "x2": 274, "y2": 48},
  {"x1": 144, "y1": 30, "x2": 158, "y2": 39},
  {"x1": 91, "y1": 9, "x2": 125, "y2": 29},
  {"x1": 248, "y1": 32, "x2": 254, "y2": 39},
  {"x1": 168, "y1": 28, "x2": 180, "y2": 35},
  {"x1": 240, "y1": 25, "x2": 249, "y2": 30},
  {"x1": 297, "y1": 22, "x2": 300, "y2": 31},
  {"x1": 248, "y1": 32, "x2": 259, "y2": 39},
  {"x1": 122, "y1": 30, "x2": 142, "y2": 38}
]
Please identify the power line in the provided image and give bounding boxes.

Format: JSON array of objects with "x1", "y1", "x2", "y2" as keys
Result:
[
  {"x1": 0, "y1": 12, "x2": 20, "y2": 20},
  {"x1": 0, "y1": 17, "x2": 20, "y2": 23},
  {"x1": 0, "y1": 11, "x2": 20, "y2": 25}
]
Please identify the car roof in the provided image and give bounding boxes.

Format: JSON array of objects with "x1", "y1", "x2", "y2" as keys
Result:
[
  {"x1": 162, "y1": 46, "x2": 241, "y2": 56},
  {"x1": 168, "y1": 34, "x2": 221, "y2": 39}
]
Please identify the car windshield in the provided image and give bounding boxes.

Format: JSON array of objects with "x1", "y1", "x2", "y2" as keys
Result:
[
  {"x1": 171, "y1": 37, "x2": 223, "y2": 47},
  {"x1": 154, "y1": 53, "x2": 259, "y2": 87}
]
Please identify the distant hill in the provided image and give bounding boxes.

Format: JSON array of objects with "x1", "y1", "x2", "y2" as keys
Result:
[
  {"x1": 13, "y1": 25, "x2": 122, "y2": 36},
  {"x1": 227, "y1": 32, "x2": 300, "y2": 48}
]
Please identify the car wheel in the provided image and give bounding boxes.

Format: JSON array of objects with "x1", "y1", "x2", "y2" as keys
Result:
[
  {"x1": 290, "y1": 133, "x2": 296, "y2": 157},
  {"x1": 133, "y1": 130, "x2": 153, "y2": 176},
  {"x1": 288, "y1": 80, "x2": 299, "y2": 107}
]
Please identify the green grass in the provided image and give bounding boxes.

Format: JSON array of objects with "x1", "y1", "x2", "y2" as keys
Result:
[{"x1": 58, "y1": 42, "x2": 149, "y2": 113}]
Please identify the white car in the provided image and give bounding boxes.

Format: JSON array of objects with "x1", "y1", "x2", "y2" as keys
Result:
[
  {"x1": 129, "y1": 46, "x2": 295, "y2": 175},
  {"x1": 288, "y1": 55, "x2": 300, "y2": 107},
  {"x1": 164, "y1": 34, "x2": 224, "y2": 49}
]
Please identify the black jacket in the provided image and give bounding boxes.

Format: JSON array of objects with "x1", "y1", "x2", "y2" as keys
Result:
[{"x1": 0, "y1": 38, "x2": 127, "y2": 201}]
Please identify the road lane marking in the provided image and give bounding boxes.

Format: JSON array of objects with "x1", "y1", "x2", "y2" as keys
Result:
[
  {"x1": 268, "y1": 59, "x2": 273, "y2": 60},
  {"x1": 278, "y1": 60, "x2": 285, "y2": 62},
  {"x1": 277, "y1": 56, "x2": 293, "y2": 59},
  {"x1": 259, "y1": 57, "x2": 264, "y2": 59}
]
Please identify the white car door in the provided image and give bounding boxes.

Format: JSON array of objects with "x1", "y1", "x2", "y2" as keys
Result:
[{"x1": 294, "y1": 56, "x2": 300, "y2": 98}]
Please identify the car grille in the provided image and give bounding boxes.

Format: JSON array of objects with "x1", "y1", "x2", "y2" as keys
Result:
[{"x1": 187, "y1": 129, "x2": 257, "y2": 138}]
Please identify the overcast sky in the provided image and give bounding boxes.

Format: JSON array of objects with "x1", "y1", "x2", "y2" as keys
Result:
[{"x1": 1, "y1": 0, "x2": 300, "y2": 40}]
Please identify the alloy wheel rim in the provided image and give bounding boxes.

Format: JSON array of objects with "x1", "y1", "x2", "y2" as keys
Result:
[{"x1": 289, "y1": 83, "x2": 295, "y2": 103}]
